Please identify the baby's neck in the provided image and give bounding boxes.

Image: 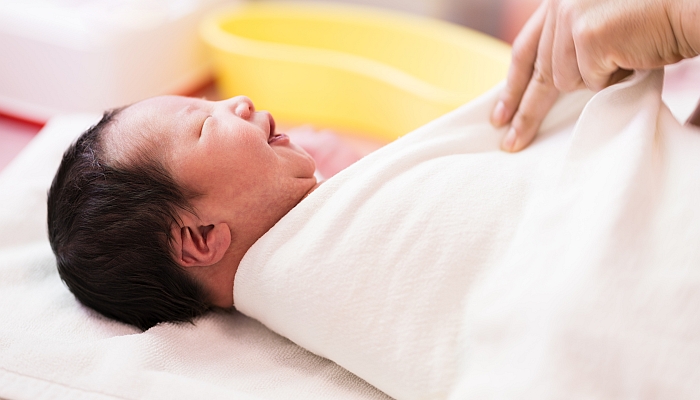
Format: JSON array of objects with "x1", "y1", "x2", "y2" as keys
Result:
[{"x1": 302, "y1": 180, "x2": 323, "y2": 201}]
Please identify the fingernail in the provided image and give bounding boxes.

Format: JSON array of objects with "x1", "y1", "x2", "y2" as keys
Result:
[
  {"x1": 502, "y1": 127, "x2": 517, "y2": 152},
  {"x1": 492, "y1": 101, "x2": 507, "y2": 126}
]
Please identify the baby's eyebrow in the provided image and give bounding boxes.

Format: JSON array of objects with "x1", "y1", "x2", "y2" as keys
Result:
[
  {"x1": 181, "y1": 103, "x2": 200, "y2": 115},
  {"x1": 171, "y1": 101, "x2": 209, "y2": 140},
  {"x1": 180, "y1": 98, "x2": 211, "y2": 115},
  {"x1": 175, "y1": 104, "x2": 205, "y2": 129}
]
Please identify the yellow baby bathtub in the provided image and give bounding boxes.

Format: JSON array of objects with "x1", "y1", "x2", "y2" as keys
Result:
[{"x1": 200, "y1": 2, "x2": 511, "y2": 141}]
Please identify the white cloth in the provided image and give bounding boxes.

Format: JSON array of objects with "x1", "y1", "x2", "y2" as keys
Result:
[
  {"x1": 235, "y1": 70, "x2": 700, "y2": 399},
  {"x1": 0, "y1": 116, "x2": 390, "y2": 400}
]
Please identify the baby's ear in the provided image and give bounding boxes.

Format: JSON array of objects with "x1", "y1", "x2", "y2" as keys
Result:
[{"x1": 170, "y1": 221, "x2": 231, "y2": 267}]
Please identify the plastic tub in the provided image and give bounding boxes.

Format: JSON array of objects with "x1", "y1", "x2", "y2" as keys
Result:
[{"x1": 201, "y1": 1, "x2": 511, "y2": 141}]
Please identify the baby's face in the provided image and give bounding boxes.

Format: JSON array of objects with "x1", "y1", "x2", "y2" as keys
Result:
[{"x1": 104, "y1": 95, "x2": 317, "y2": 249}]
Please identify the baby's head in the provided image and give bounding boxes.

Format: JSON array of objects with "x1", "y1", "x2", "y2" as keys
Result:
[{"x1": 47, "y1": 95, "x2": 317, "y2": 330}]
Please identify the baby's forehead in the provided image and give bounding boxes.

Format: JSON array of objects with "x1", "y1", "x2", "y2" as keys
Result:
[
  {"x1": 127, "y1": 95, "x2": 198, "y2": 119},
  {"x1": 103, "y1": 99, "x2": 176, "y2": 164},
  {"x1": 104, "y1": 95, "x2": 207, "y2": 166}
]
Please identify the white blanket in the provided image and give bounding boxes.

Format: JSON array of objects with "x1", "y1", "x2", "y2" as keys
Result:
[
  {"x1": 0, "y1": 116, "x2": 390, "y2": 399},
  {"x1": 235, "y1": 69, "x2": 700, "y2": 399}
]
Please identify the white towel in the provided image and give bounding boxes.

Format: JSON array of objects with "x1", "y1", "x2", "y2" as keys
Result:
[{"x1": 235, "y1": 70, "x2": 700, "y2": 399}]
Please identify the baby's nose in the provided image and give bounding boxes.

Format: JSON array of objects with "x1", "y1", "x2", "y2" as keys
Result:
[{"x1": 231, "y1": 96, "x2": 255, "y2": 119}]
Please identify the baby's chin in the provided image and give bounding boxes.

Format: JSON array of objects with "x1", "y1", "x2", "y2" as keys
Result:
[{"x1": 286, "y1": 140, "x2": 317, "y2": 177}]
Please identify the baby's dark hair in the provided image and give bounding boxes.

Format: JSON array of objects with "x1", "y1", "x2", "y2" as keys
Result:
[{"x1": 47, "y1": 109, "x2": 211, "y2": 330}]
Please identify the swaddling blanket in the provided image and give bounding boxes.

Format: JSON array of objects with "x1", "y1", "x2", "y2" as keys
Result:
[{"x1": 235, "y1": 70, "x2": 700, "y2": 399}]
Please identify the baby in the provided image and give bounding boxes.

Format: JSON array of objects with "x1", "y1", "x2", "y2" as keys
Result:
[{"x1": 47, "y1": 95, "x2": 359, "y2": 330}]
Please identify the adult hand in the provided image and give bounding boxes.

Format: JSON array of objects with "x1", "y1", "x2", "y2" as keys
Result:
[{"x1": 491, "y1": 0, "x2": 700, "y2": 152}]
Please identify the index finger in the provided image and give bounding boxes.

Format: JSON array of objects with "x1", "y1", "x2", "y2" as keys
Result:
[
  {"x1": 502, "y1": 5, "x2": 560, "y2": 152},
  {"x1": 491, "y1": 1, "x2": 549, "y2": 127}
]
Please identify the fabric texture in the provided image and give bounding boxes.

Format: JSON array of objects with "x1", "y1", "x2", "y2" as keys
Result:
[
  {"x1": 235, "y1": 70, "x2": 700, "y2": 399},
  {"x1": 0, "y1": 116, "x2": 389, "y2": 400}
]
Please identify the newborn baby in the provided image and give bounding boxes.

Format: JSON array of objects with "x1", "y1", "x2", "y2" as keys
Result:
[{"x1": 47, "y1": 95, "x2": 358, "y2": 330}]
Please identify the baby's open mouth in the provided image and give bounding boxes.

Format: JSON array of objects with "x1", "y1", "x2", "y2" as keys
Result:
[
  {"x1": 266, "y1": 113, "x2": 289, "y2": 144},
  {"x1": 268, "y1": 132, "x2": 289, "y2": 144}
]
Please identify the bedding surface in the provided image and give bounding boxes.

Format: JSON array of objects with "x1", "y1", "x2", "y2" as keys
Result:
[
  {"x1": 0, "y1": 116, "x2": 390, "y2": 399},
  {"x1": 235, "y1": 69, "x2": 700, "y2": 399}
]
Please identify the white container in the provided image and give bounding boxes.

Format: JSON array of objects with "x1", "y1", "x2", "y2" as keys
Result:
[{"x1": 0, "y1": 0, "x2": 230, "y2": 123}]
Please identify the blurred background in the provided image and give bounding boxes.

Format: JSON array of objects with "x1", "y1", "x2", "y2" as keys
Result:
[
  {"x1": 277, "y1": 0, "x2": 541, "y2": 44},
  {"x1": 0, "y1": 0, "x2": 542, "y2": 171}
]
